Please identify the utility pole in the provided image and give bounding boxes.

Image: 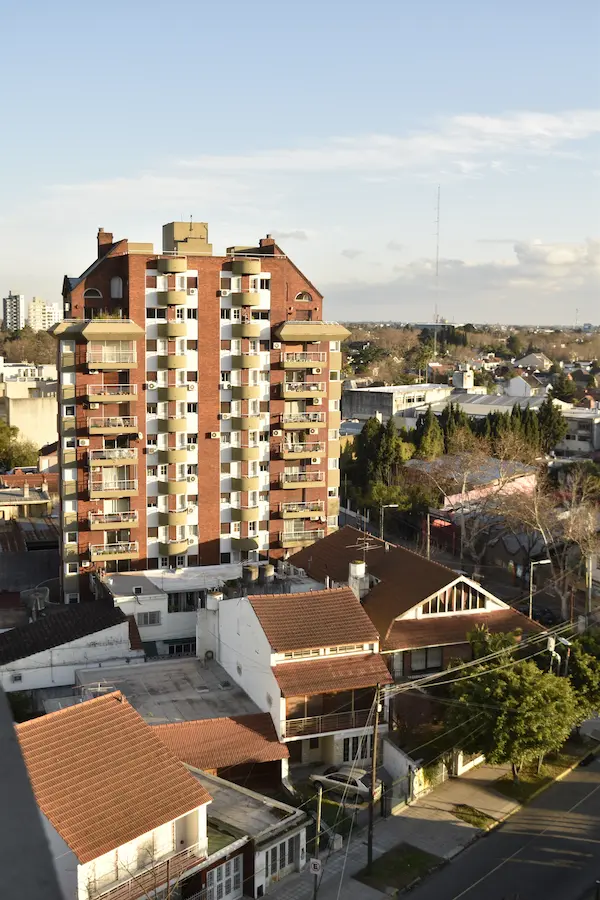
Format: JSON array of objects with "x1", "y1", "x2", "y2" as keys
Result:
[
  {"x1": 367, "y1": 684, "x2": 382, "y2": 875},
  {"x1": 313, "y1": 785, "x2": 322, "y2": 900},
  {"x1": 586, "y1": 553, "x2": 593, "y2": 617},
  {"x1": 426, "y1": 512, "x2": 431, "y2": 560}
]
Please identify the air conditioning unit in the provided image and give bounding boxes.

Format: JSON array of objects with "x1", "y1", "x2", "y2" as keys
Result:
[
  {"x1": 210, "y1": 432, "x2": 220, "y2": 439},
  {"x1": 311, "y1": 457, "x2": 320, "y2": 464},
  {"x1": 221, "y1": 413, "x2": 231, "y2": 420},
  {"x1": 272, "y1": 429, "x2": 282, "y2": 437},
  {"x1": 146, "y1": 446, "x2": 157, "y2": 453},
  {"x1": 89, "y1": 370, "x2": 100, "y2": 375},
  {"x1": 273, "y1": 342, "x2": 281, "y2": 350},
  {"x1": 313, "y1": 398, "x2": 322, "y2": 406},
  {"x1": 188, "y1": 444, "x2": 198, "y2": 451},
  {"x1": 187, "y1": 384, "x2": 195, "y2": 391},
  {"x1": 78, "y1": 438, "x2": 89, "y2": 447},
  {"x1": 81, "y1": 561, "x2": 91, "y2": 568},
  {"x1": 310, "y1": 515, "x2": 320, "y2": 521},
  {"x1": 187, "y1": 506, "x2": 195, "y2": 514},
  {"x1": 188, "y1": 537, "x2": 195, "y2": 545},
  {"x1": 89, "y1": 403, "x2": 100, "y2": 410},
  {"x1": 187, "y1": 475, "x2": 197, "y2": 483},
  {"x1": 147, "y1": 382, "x2": 157, "y2": 390},
  {"x1": 309, "y1": 427, "x2": 318, "y2": 435},
  {"x1": 219, "y1": 289, "x2": 230, "y2": 297},
  {"x1": 312, "y1": 367, "x2": 322, "y2": 375},
  {"x1": 187, "y1": 288, "x2": 197, "y2": 295}
]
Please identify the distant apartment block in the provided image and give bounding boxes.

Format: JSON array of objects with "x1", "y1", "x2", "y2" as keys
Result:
[
  {"x1": 55, "y1": 222, "x2": 348, "y2": 603},
  {"x1": 27, "y1": 296, "x2": 62, "y2": 332},
  {"x1": 2, "y1": 291, "x2": 25, "y2": 331}
]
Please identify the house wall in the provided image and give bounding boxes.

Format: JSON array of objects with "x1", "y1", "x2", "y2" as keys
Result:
[
  {"x1": 41, "y1": 812, "x2": 78, "y2": 900},
  {"x1": 115, "y1": 594, "x2": 196, "y2": 646},
  {"x1": 254, "y1": 828, "x2": 307, "y2": 898},
  {"x1": 216, "y1": 596, "x2": 283, "y2": 734},
  {"x1": 0, "y1": 621, "x2": 142, "y2": 692},
  {"x1": 0, "y1": 386, "x2": 59, "y2": 446}
]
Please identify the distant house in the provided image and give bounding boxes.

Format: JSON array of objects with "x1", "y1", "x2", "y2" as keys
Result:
[
  {"x1": 506, "y1": 373, "x2": 547, "y2": 398},
  {"x1": 514, "y1": 352, "x2": 552, "y2": 372}
]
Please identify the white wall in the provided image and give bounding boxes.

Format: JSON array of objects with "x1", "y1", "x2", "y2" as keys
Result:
[
  {"x1": 41, "y1": 812, "x2": 78, "y2": 900},
  {"x1": 115, "y1": 595, "x2": 196, "y2": 645},
  {"x1": 216, "y1": 597, "x2": 283, "y2": 735},
  {"x1": 0, "y1": 622, "x2": 142, "y2": 692}
]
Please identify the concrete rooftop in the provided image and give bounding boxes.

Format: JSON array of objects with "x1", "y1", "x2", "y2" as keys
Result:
[{"x1": 75, "y1": 658, "x2": 261, "y2": 724}]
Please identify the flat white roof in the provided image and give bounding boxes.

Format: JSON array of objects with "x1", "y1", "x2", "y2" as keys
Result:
[{"x1": 350, "y1": 383, "x2": 451, "y2": 394}]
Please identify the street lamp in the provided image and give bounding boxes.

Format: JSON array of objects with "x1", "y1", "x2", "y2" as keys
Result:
[
  {"x1": 379, "y1": 504, "x2": 398, "y2": 540},
  {"x1": 529, "y1": 558, "x2": 552, "y2": 620}
]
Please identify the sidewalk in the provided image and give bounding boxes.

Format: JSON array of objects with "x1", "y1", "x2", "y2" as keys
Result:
[{"x1": 269, "y1": 764, "x2": 516, "y2": 900}]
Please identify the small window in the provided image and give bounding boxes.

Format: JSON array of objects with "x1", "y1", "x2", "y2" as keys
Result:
[
  {"x1": 147, "y1": 308, "x2": 157, "y2": 318},
  {"x1": 220, "y1": 308, "x2": 231, "y2": 320},
  {"x1": 187, "y1": 403, "x2": 198, "y2": 414},
  {"x1": 66, "y1": 562, "x2": 78, "y2": 575},
  {"x1": 220, "y1": 552, "x2": 231, "y2": 563},
  {"x1": 187, "y1": 308, "x2": 197, "y2": 320},
  {"x1": 295, "y1": 291, "x2": 312, "y2": 302},
  {"x1": 83, "y1": 288, "x2": 102, "y2": 300},
  {"x1": 176, "y1": 555, "x2": 187, "y2": 567},
  {"x1": 10, "y1": 674, "x2": 23, "y2": 683},
  {"x1": 133, "y1": 586, "x2": 143, "y2": 596},
  {"x1": 147, "y1": 497, "x2": 158, "y2": 508},
  {"x1": 66, "y1": 594, "x2": 79, "y2": 605},
  {"x1": 110, "y1": 276, "x2": 123, "y2": 299},
  {"x1": 260, "y1": 278, "x2": 270, "y2": 290},
  {"x1": 64, "y1": 405, "x2": 75, "y2": 418},
  {"x1": 146, "y1": 339, "x2": 157, "y2": 351},
  {"x1": 137, "y1": 611, "x2": 161, "y2": 626},
  {"x1": 66, "y1": 531, "x2": 77, "y2": 544}
]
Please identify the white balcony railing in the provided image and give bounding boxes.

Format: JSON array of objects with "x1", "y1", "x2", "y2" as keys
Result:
[
  {"x1": 89, "y1": 542, "x2": 139, "y2": 558},
  {"x1": 280, "y1": 442, "x2": 326, "y2": 455},
  {"x1": 280, "y1": 529, "x2": 325, "y2": 544},
  {"x1": 281, "y1": 501, "x2": 325, "y2": 515},
  {"x1": 88, "y1": 417, "x2": 138, "y2": 430},
  {"x1": 280, "y1": 471, "x2": 325, "y2": 484},
  {"x1": 88, "y1": 449, "x2": 137, "y2": 462},
  {"x1": 87, "y1": 384, "x2": 137, "y2": 397},
  {"x1": 283, "y1": 352, "x2": 327, "y2": 363},
  {"x1": 283, "y1": 382, "x2": 326, "y2": 393},
  {"x1": 87, "y1": 348, "x2": 136, "y2": 365},
  {"x1": 88, "y1": 511, "x2": 139, "y2": 526},
  {"x1": 281, "y1": 412, "x2": 326, "y2": 424},
  {"x1": 89, "y1": 479, "x2": 138, "y2": 493}
]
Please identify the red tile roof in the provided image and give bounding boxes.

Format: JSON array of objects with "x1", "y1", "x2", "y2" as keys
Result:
[
  {"x1": 154, "y1": 713, "x2": 288, "y2": 771},
  {"x1": 16, "y1": 692, "x2": 211, "y2": 864},
  {"x1": 274, "y1": 653, "x2": 392, "y2": 697},
  {"x1": 383, "y1": 608, "x2": 546, "y2": 651},
  {"x1": 249, "y1": 587, "x2": 379, "y2": 652},
  {"x1": 0, "y1": 473, "x2": 59, "y2": 493}
]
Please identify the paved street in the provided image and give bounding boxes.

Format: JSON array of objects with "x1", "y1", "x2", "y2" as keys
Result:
[{"x1": 409, "y1": 757, "x2": 600, "y2": 900}]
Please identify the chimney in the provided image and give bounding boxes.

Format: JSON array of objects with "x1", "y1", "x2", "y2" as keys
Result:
[
  {"x1": 259, "y1": 235, "x2": 276, "y2": 248},
  {"x1": 348, "y1": 559, "x2": 369, "y2": 601},
  {"x1": 97, "y1": 227, "x2": 113, "y2": 258},
  {"x1": 23, "y1": 481, "x2": 29, "y2": 499}
]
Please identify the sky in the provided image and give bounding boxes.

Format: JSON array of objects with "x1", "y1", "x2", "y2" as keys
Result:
[{"x1": 0, "y1": 0, "x2": 598, "y2": 325}]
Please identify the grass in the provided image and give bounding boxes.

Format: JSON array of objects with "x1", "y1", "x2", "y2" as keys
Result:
[
  {"x1": 354, "y1": 842, "x2": 441, "y2": 892},
  {"x1": 452, "y1": 803, "x2": 495, "y2": 831},
  {"x1": 493, "y1": 748, "x2": 586, "y2": 804}
]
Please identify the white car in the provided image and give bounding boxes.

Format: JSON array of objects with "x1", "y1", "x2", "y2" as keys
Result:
[{"x1": 309, "y1": 767, "x2": 382, "y2": 801}]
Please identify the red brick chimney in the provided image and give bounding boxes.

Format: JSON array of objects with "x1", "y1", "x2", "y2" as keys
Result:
[{"x1": 97, "y1": 228, "x2": 113, "y2": 258}]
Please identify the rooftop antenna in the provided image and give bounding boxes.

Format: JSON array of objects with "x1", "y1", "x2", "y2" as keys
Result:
[
  {"x1": 433, "y1": 184, "x2": 441, "y2": 361},
  {"x1": 189, "y1": 215, "x2": 193, "y2": 232}
]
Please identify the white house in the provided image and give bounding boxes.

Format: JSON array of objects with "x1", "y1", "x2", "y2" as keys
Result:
[
  {"x1": 197, "y1": 586, "x2": 392, "y2": 767},
  {"x1": 506, "y1": 373, "x2": 547, "y2": 398},
  {"x1": 514, "y1": 352, "x2": 552, "y2": 372},
  {"x1": 16, "y1": 691, "x2": 213, "y2": 900},
  {"x1": 0, "y1": 604, "x2": 143, "y2": 692}
]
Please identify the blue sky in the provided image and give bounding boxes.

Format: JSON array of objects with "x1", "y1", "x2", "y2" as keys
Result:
[{"x1": 1, "y1": 0, "x2": 598, "y2": 324}]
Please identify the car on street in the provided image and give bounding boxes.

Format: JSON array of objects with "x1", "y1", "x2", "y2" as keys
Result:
[{"x1": 309, "y1": 766, "x2": 382, "y2": 801}]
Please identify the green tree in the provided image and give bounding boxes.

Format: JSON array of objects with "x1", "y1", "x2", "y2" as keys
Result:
[
  {"x1": 507, "y1": 333, "x2": 522, "y2": 356},
  {"x1": 415, "y1": 407, "x2": 445, "y2": 460},
  {"x1": 354, "y1": 418, "x2": 382, "y2": 486},
  {"x1": 550, "y1": 372, "x2": 576, "y2": 403},
  {"x1": 0, "y1": 422, "x2": 39, "y2": 470},
  {"x1": 446, "y1": 659, "x2": 579, "y2": 780},
  {"x1": 467, "y1": 624, "x2": 519, "y2": 659},
  {"x1": 537, "y1": 396, "x2": 568, "y2": 452},
  {"x1": 568, "y1": 630, "x2": 600, "y2": 722}
]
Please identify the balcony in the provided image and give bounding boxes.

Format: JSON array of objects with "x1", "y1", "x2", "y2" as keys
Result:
[
  {"x1": 157, "y1": 385, "x2": 188, "y2": 401},
  {"x1": 279, "y1": 529, "x2": 325, "y2": 549},
  {"x1": 159, "y1": 538, "x2": 190, "y2": 556},
  {"x1": 89, "y1": 541, "x2": 139, "y2": 562},
  {"x1": 157, "y1": 448, "x2": 188, "y2": 464},
  {"x1": 89, "y1": 479, "x2": 139, "y2": 499},
  {"x1": 282, "y1": 382, "x2": 326, "y2": 399},
  {"x1": 231, "y1": 475, "x2": 259, "y2": 492},
  {"x1": 158, "y1": 510, "x2": 188, "y2": 526},
  {"x1": 88, "y1": 449, "x2": 138, "y2": 466},
  {"x1": 157, "y1": 354, "x2": 187, "y2": 369},
  {"x1": 231, "y1": 291, "x2": 260, "y2": 307},
  {"x1": 231, "y1": 505, "x2": 260, "y2": 522},
  {"x1": 158, "y1": 477, "x2": 188, "y2": 495},
  {"x1": 231, "y1": 258, "x2": 261, "y2": 276},
  {"x1": 284, "y1": 708, "x2": 375, "y2": 739},
  {"x1": 275, "y1": 320, "x2": 350, "y2": 343},
  {"x1": 280, "y1": 471, "x2": 325, "y2": 489},
  {"x1": 231, "y1": 415, "x2": 261, "y2": 430},
  {"x1": 156, "y1": 257, "x2": 187, "y2": 274},
  {"x1": 88, "y1": 416, "x2": 139, "y2": 435},
  {"x1": 88, "y1": 510, "x2": 139, "y2": 530},
  {"x1": 81, "y1": 319, "x2": 144, "y2": 341},
  {"x1": 281, "y1": 412, "x2": 326, "y2": 430},
  {"x1": 281, "y1": 500, "x2": 325, "y2": 519},
  {"x1": 231, "y1": 384, "x2": 260, "y2": 400},
  {"x1": 231, "y1": 444, "x2": 260, "y2": 462},
  {"x1": 157, "y1": 321, "x2": 187, "y2": 338},
  {"x1": 231, "y1": 536, "x2": 259, "y2": 551},
  {"x1": 156, "y1": 290, "x2": 187, "y2": 306},
  {"x1": 231, "y1": 353, "x2": 260, "y2": 369},
  {"x1": 158, "y1": 416, "x2": 187, "y2": 433},
  {"x1": 232, "y1": 321, "x2": 261, "y2": 339},
  {"x1": 87, "y1": 384, "x2": 137, "y2": 403},
  {"x1": 282, "y1": 352, "x2": 327, "y2": 369},
  {"x1": 280, "y1": 441, "x2": 325, "y2": 459},
  {"x1": 93, "y1": 844, "x2": 205, "y2": 900},
  {"x1": 87, "y1": 346, "x2": 137, "y2": 370}
]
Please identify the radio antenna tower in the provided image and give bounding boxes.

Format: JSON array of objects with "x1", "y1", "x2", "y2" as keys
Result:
[{"x1": 433, "y1": 184, "x2": 441, "y2": 360}]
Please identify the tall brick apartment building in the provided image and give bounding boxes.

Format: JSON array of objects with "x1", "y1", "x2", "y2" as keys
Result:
[{"x1": 54, "y1": 222, "x2": 348, "y2": 603}]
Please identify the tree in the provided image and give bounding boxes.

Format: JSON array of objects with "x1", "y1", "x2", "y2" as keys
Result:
[
  {"x1": 446, "y1": 658, "x2": 579, "y2": 780},
  {"x1": 568, "y1": 630, "x2": 600, "y2": 722},
  {"x1": 550, "y1": 372, "x2": 576, "y2": 403},
  {"x1": 415, "y1": 407, "x2": 444, "y2": 460},
  {"x1": 507, "y1": 333, "x2": 522, "y2": 357},
  {"x1": 354, "y1": 418, "x2": 382, "y2": 487},
  {"x1": 0, "y1": 421, "x2": 39, "y2": 471},
  {"x1": 467, "y1": 624, "x2": 519, "y2": 659},
  {"x1": 537, "y1": 396, "x2": 568, "y2": 452}
]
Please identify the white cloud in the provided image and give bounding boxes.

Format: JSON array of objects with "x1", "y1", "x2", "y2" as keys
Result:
[
  {"x1": 341, "y1": 248, "x2": 363, "y2": 260},
  {"x1": 386, "y1": 241, "x2": 404, "y2": 252},
  {"x1": 274, "y1": 229, "x2": 310, "y2": 241}
]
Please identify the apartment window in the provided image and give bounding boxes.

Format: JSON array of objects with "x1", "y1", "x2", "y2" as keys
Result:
[
  {"x1": 66, "y1": 531, "x2": 77, "y2": 544},
  {"x1": 148, "y1": 527, "x2": 158, "y2": 539},
  {"x1": 146, "y1": 339, "x2": 157, "y2": 351},
  {"x1": 328, "y1": 458, "x2": 339, "y2": 469},
  {"x1": 63, "y1": 467, "x2": 76, "y2": 482},
  {"x1": 330, "y1": 340, "x2": 340, "y2": 351},
  {"x1": 147, "y1": 403, "x2": 157, "y2": 415},
  {"x1": 184, "y1": 402, "x2": 196, "y2": 415},
  {"x1": 220, "y1": 432, "x2": 231, "y2": 445},
  {"x1": 137, "y1": 611, "x2": 161, "y2": 626},
  {"x1": 221, "y1": 308, "x2": 231, "y2": 320},
  {"x1": 66, "y1": 593, "x2": 79, "y2": 605},
  {"x1": 220, "y1": 552, "x2": 231, "y2": 564},
  {"x1": 251, "y1": 310, "x2": 269, "y2": 320},
  {"x1": 146, "y1": 307, "x2": 156, "y2": 319},
  {"x1": 329, "y1": 429, "x2": 339, "y2": 440},
  {"x1": 160, "y1": 556, "x2": 169, "y2": 567},
  {"x1": 330, "y1": 399, "x2": 340, "y2": 411},
  {"x1": 63, "y1": 437, "x2": 76, "y2": 449},
  {"x1": 65, "y1": 563, "x2": 78, "y2": 575},
  {"x1": 330, "y1": 370, "x2": 340, "y2": 380},
  {"x1": 328, "y1": 487, "x2": 338, "y2": 498},
  {"x1": 147, "y1": 498, "x2": 158, "y2": 508},
  {"x1": 187, "y1": 370, "x2": 198, "y2": 381},
  {"x1": 159, "y1": 464, "x2": 168, "y2": 477},
  {"x1": 64, "y1": 405, "x2": 75, "y2": 418},
  {"x1": 168, "y1": 640, "x2": 196, "y2": 656},
  {"x1": 327, "y1": 515, "x2": 338, "y2": 527},
  {"x1": 187, "y1": 308, "x2": 197, "y2": 320},
  {"x1": 259, "y1": 462, "x2": 269, "y2": 472},
  {"x1": 176, "y1": 555, "x2": 187, "y2": 567},
  {"x1": 295, "y1": 291, "x2": 312, "y2": 302},
  {"x1": 410, "y1": 647, "x2": 443, "y2": 672},
  {"x1": 232, "y1": 308, "x2": 241, "y2": 321},
  {"x1": 156, "y1": 308, "x2": 166, "y2": 319},
  {"x1": 221, "y1": 371, "x2": 230, "y2": 384},
  {"x1": 61, "y1": 340, "x2": 75, "y2": 355},
  {"x1": 260, "y1": 278, "x2": 270, "y2": 290}
]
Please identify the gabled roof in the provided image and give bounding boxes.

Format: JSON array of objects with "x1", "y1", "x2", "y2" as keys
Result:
[
  {"x1": 249, "y1": 586, "x2": 378, "y2": 652},
  {"x1": 0, "y1": 604, "x2": 129, "y2": 665},
  {"x1": 382, "y1": 608, "x2": 545, "y2": 651},
  {"x1": 274, "y1": 653, "x2": 392, "y2": 697},
  {"x1": 154, "y1": 713, "x2": 288, "y2": 770},
  {"x1": 16, "y1": 692, "x2": 211, "y2": 863}
]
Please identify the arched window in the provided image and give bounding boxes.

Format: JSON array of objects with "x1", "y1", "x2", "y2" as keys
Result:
[
  {"x1": 110, "y1": 277, "x2": 123, "y2": 299},
  {"x1": 83, "y1": 288, "x2": 102, "y2": 300},
  {"x1": 295, "y1": 291, "x2": 312, "y2": 302}
]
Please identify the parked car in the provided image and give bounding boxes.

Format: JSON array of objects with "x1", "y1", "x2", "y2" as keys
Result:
[{"x1": 309, "y1": 767, "x2": 382, "y2": 801}]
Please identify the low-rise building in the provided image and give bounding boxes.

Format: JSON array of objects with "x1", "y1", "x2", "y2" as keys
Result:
[
  {"x1": 342, "y1": 383, "x2": 454, "y2": 423},
  {"x1": 506, "y1": 373, "x2": 547, "y2": 398},
  {"x1": 0, "y1": 481, "x2": 53, "y2": 519},
  {"x1": 0, "y1": 604, "x2": 143, "y2": 692},
  {"x1": 514, "y1": 352, "x2": 552, "y2": 372},
  {"x1": 0, "y1": 375, "x2": 59, "y2": 446}
]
